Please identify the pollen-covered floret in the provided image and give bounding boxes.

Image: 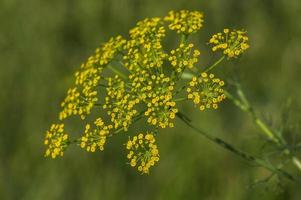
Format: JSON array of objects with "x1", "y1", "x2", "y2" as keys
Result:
[
  {"x1": 80, "y1": 118, "x2": 113, "y2": 152},
  {"x1": 209, "y1": 29, "x2": 249, "y2": 58},
  {"x1": 142, "y1": 74, "x2": 178, "y2": 128},
  {"x1": 99, "y1": 35, "x2": 127, "y2": 65},
  {"x1": 187, "y1": 72, "x2": 226, "y2": 111},
  {"x1": 126, "y1": 132, "x2": 160, "y2": 174},
  {"x1": 59, "y1": 36, "x2": 126, "y2": 120},
  {"x1": 103, "y1": 75, "x2": 139, "y2": 131},
  {"x1": 168, "y1": 43, "x2": 200, "y2": 73},
  {"x1": 124, "y1": 18, "x2": 167, "y2": 71},
  {"x1": 59, "y1": 56, "x2": 102, "y2": 120},
  {"x1": 44, "y1": 124, "x2": 69, "y2": 159},
  {"x1": 164, "y1": 10, "x2": 204, "y2": 35}
]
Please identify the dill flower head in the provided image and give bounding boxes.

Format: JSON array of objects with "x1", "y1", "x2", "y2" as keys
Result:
[
  {"x1": 44, "y1": 124, "x2": 69, "y2": 159},
  {"x1": 59, "y1": 36, "x2": 126, "y2": 120},
  {"x1": 187, "y1": 72, "x2": 226, "y2": 111},
  {"x1": 59, "y1": 59, "x2": 101, "y2": 120},
  {"x1": 80, "y1": 118, "x2": 112, "y2": 152},
  {"x1": 99, "y1": 35, "x2": 126, "y2": 65},
  {"x1": 142, "y1": 74, "x2": 178, "y2": 128},
  {"x1": 126, "y1": 132, "x2": 160, "y2": 174},
  {"x1": 103, "y1": 75, "x2": 138, "y2": 131},
  {"x1": 168, "y1": 43, "x2": 200, "y2": 73},
  {"x1": 164, "y1": 10, "x2": 204, "y2": 35},
  {"x1": 124, "y1": 17, "x2": 167, "y2": 72},
  {"x1": 45, "y1": 10, "x2": 250, "y2": 174},
  {"x1": 209, "y1": 29, "x2": 249, "y2": 58}
]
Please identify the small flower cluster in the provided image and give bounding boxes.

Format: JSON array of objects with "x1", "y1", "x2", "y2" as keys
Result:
[
  {"x1": 164, "y1": 10, "x2": 204, "y2": 35},
  {"x1": 103, "y1": 75, "x2": 138, "y2": 131},
  {"x1": 44, "y1": 124, "x2": 69, "y2": 159},
  {"x1": 168, "y1": 43, "x2": 200, "y2": 73},
  {"x1": 126, "y1": 132, "x2": 160, "y2": 174},
  {"x1": 125, "y1": 17, "x2": 167, "y2": 71},
  {"x1": 143, "y1": 74, "x2": 178, "y2": 128},
  {"x1": 80, "y1": 118, "x2": 112, "y2": 152},
  {"x1": 59, "y1": 36, "x2": 126, "y2": 120},
  {"x1": 44, "y1": 10, "x2": 249, "y2": 174},
  {"x1": 187, "y1": 73, "x2": 226, "y2": 111},
  {"x1": 209, "y1": 29, "x2": 249, "y2": 58}
]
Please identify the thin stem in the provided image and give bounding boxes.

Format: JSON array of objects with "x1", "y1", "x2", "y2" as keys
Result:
[
  {"x1": 225, "y1": 88, "x2": 301, "y2": 171},
  {"x1": 174, "y1": 97, "x2": 187, "y2": 102},
  {"x1": 176, "y1": 112, "x2": 298, "y2": 183},
  {"x1": 204, "y1": 55, "x2": 225, "y2": 73},
  {"x1": 107, "y1": 65, "x2": 127, "y2": 79},
  {"x1": 224, "y1": 90, "x2": 279, "y2": 143}
]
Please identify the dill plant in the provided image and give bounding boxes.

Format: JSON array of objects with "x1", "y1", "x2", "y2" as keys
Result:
[{"x1": 44, "y1": 10, "x2": 301, "y2": 181}]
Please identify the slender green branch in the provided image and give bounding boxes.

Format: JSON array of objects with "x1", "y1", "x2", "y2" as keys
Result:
[
  {"x1": 181, "y1": 72, "x2": 194, "y2": 80},
  {"x1": 225, "y1": 87, "x2": 301, "y2": 171},
  {"x1": 176, "y1": 112, "x2": 299, "y2": 183},
  {"x1": 174, "y1": 97, "x2": 187, "y2": 102},
  {"x1": 107, "y1": 65, "x2": 127, "y2": 79},
  {"x1": 204, "y1": 55, "x2": 225, "y2": 73},
  {"x1": 180, "y1": 55, "x2": 301, "y2": 172},
  {"x1": 225, "y1": 90, "x2": 279, "y2": 143}
]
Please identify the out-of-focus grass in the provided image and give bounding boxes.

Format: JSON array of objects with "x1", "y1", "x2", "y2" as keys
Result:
[{"x1": 1, "y1": 0, "x2": 301, "y2": 199}]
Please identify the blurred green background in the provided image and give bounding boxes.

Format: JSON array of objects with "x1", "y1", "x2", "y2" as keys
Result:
[{"x1": 1, "y1": 0, "x2": 301, "y2": 199}]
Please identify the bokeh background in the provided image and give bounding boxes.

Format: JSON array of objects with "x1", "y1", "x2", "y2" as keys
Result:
[{"x1": 1, "y1": 0, "x2": 301, "y2": 199}]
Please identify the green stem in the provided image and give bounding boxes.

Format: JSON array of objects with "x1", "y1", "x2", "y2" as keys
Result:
[
  {"x1": 224, "y1": 90, "x2": 279, "y2": 143},
  {"x1": 204, "y1": 56, "x2": 225, "y2": 73},
  {"x1": 107, "y1": 65, "x2": 127, "y2": 79},
  {"x1": 176, "y1": 112, "x2": 298, "y2": 183},
  {"x1": 174, "y1": 97, "x2": 187, "y2": 102},
  {"x1": 225, "y1": 89, "x2": 301, "y2": 171}
]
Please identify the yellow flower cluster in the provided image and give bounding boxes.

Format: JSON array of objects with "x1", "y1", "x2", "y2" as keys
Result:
[
  {"x1": 168, "y1": 43, "x2": 200, "y2": 73},
  {"x1": 187, "y1": 73, "x2": 226, "y2": 110},
  {"x1": 103, "y1": 75, "x2": 139, "y2": 131},
  {"x1": 45, "y1": 10, "x2": 250, "y2": 174},
  {"x1": 124, "y1": 17, "x2": 167, "y2": 71},
  {"x1": 164, "y1": 10, "x2": 204, "y2": 35},
  {"x1": 126, "y1": 132, "x2": 160, "y2": 174},
  {"x1": 99, "y1": 36, "x2": 126, "y2": 65},
  {"x1": 143, "y1": 74, "x2": 178, "y2": 128},
  {"x1": 80, "y1": 118, "x2": 112, "y2": 152},
  {"x1": 121, "y1": 18, "x2": 179, "y2": 129},
  {"x1": 59, "y1": 36, "x2": 126, "y2": 120},
  {"x1": 44, "y1": 124, "x2": 69, "y2": 159},
  {"x1": 209, "y1": 29, "x2": 249, "y2": 58}
]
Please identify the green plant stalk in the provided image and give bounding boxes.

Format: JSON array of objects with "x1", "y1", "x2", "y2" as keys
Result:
[
  {"x1": 107, "y1": 65, "x2": 127, "y2": 79},
  {"x1": 224, "y1": 90, "x2": 301, "y2": 171},
  {"x1": 224, "y1": 90, "x2": 279, "y2": 143},
  {"x1": 200, "y1": 55, "x2": 301, "y2": 172},
  {"x1": 204, "y1": 55, "x2": 225, "y2": 73},
  {"x1": 176, "y1": 112, "x2": 298, "y2": 183}
]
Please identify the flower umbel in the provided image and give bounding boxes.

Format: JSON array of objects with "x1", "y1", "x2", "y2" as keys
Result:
[
  {"x1": 168, "y1": 43, "x2": 200, "y2": 74},
  {"x1": 44, "y1": 10, "x2": 250, "y2": 175},
  {"x1": 164, "y1": 10, "x2": 204, "y2": 35},
  {"x1": 103, "y1": 75, "x2": 138, "y2": 131},
  {"x1": 44, "y1": 124, "x2": 69, "y2": 159},
  {"x1": 126, "y1": 132, "x2": 160, "y2": 174},
  {"x1": 80, "y1": 118, "x2": 113, "y2": 152},
  {"x1": 187, "y1": 73, "x2": 226, "y2": 111},
  {"x1": 209, "y1": 29, "x2": 249, "y2": 58}
]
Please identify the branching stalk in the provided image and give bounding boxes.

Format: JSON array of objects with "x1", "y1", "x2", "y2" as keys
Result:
[
  {"x1": 204, "y1": 55, "x2": 225, "y2": 73},
  {"x1": 107, "y1": 65, "x2": 127, "y2": 79},
  {"x1": 225, "y1": 88, "x2": 301, "y2": 171},
  {"x1": 176, "y1": 112, "x2": 299, "y2": 183}
]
